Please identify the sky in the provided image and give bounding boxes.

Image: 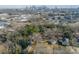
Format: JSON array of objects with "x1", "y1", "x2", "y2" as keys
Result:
[
  {"x1": 0, "y1": 5, "x2": 79, "y2": 9},
  {"x1": 0, "y1": 5, "x2": 26, "y2": 9}
]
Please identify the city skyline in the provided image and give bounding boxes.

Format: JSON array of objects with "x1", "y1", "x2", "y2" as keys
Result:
[{"x1": 0, "y1": 5, "x2": 79, "y2": 9}]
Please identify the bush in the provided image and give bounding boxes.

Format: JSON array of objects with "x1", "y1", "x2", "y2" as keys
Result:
[
  {"x1": 19, "y1": 25, "x2": 45, "y2": 36},
  {"x1": 18, "y1": 39, "x2": 30, "y2": 49},
  {"x1": 38, "y1": 25, "x2": 44, "y2": 33}
]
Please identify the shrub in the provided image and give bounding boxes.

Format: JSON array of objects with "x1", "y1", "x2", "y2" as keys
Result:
[{"x1": 18, "y1": 39, "x2": 30, "y2": 49}]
